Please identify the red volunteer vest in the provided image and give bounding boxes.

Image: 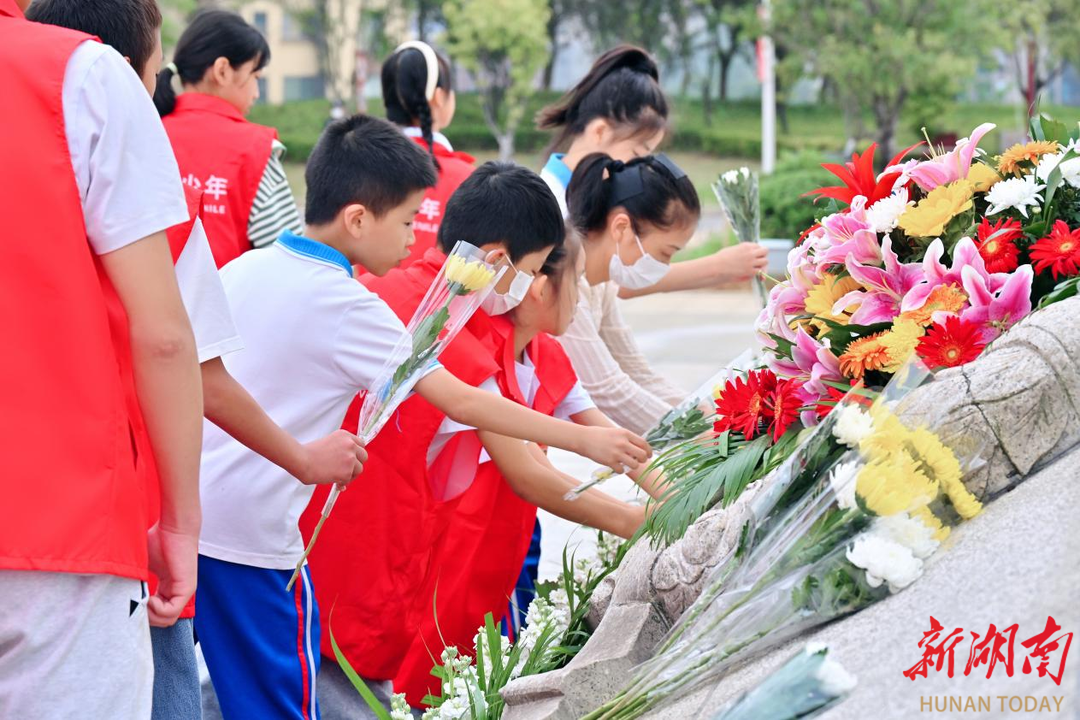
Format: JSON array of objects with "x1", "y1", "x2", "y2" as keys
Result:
[
  {"x1": 300, "y1": 248, "x2": 502, "y2": 680},
  {"x1": 402, "y1": 137, "x2": 475, "y2": 268},
  {"x1": 0, "y1": 7, "x2": 149, "y2": 579},
  {"x1": 162, "y1": 92, "x2": 276, "y2": 268},
  {"x1": 394, "y1": 319, "x2": 579, "y2": 706}
]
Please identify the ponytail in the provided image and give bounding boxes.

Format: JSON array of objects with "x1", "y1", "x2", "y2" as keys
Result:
[
  {"x1": 153, "y1": 9, "x2": 270, "y2": 117},
  {"x1": 567, "y1": 153, "x2": 701, "y2": 236},
  {"x1": 381, "y1": 42, "x2": 453, "y2": 170},
  {"x1": 537, "y1": 45, "x2": 669, "y2": 152}
]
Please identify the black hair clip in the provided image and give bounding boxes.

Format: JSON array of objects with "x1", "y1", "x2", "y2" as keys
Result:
[
  {"x1": 609, "y1": 162, "x2": 644, "y2": 205},
  {"x1": 652, "y1": 153, "x2": 688, "y2": 180}
]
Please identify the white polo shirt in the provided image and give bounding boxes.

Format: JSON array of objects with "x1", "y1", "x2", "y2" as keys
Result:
[{"x1": 197, "y1": 232, "x2": 423, "y2": 569}]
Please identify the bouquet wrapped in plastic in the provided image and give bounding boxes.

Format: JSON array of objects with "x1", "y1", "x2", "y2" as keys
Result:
[
  {"x1": 711, "y1": 643, "x2": 856, "y2": 720},
  {"x1": 713, "y1": 167, "x2": 767, "y2": 307},
  {"x1": 286, "y1": 241, "x2": 505, "y2": 590},
  {"x1": 567, "y1": 349, "x2": 758, "y2": 500},
  {"x1": 585, "y1": 364, "x2": 985, "y2": 718}
]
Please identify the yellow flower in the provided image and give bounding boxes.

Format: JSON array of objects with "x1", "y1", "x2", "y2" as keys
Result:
[
  {"x1": 859, "y1": 404, "x2": 911, "y2": 459},
  {"x1": 856, "y1": 451, "x2": 939, "y2": 516},
  {"x1": 907, "y1": 427, "x2": 962, "y2": 488},
  {"x1": 897, "y1": 180, "x2": 975, "y2": 238},
  {"x1": 997, "y1": 140, "x2": 1060, "y2": 176},
  {"x1": 943, "y1": 477, "x2": 983, "y2": 519},
  {"x1": 804, "y1": 274, "x2": 862, "y2": 332},
  {"x1": 879, "y1": 318, "x2": 926, "y2": 373},
  {"x1": 898, "y1": 284, "x2": 968, "y2": 326},
  {"x1": 911, "y1": 505, "x2": 951, "y2": 542},
  {"x1": 967, "y1": 162, "x2": 1001, "y2": 192},
  {"x1": 445, "y1": 255, "x2": 495, "y2": 293},
  {"x1": 713, "y1": 384, "x2": 724, "y2": 401},
  {"x1": 838, "y1": 332, "x2": 891, "y2": 380}
]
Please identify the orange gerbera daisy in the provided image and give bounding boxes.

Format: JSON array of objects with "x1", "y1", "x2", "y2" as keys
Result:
[
  {"x1": 899, "y1": 284, "x2": 968, "y2": 326},
  {"x1": 838, "y1": 331, "x2": 891, "y2": 379},
  {"x1": 996, "y1": 140, "x2": 1060, "y2": 176}
]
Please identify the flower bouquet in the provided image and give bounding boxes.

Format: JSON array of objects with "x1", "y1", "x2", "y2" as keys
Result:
[
  {"x1": 286, "y1": 242, "x2": 504, "y2": 590},
  {"x1": 567, "y1": 350, "x2": 757, "y2": 500},
  {"x1": 584, "y1": 391, "x2": 984, "y2": 718},
  {"x1": 714, "y1": 167, "x2": 769, "y2": 307},
  {"x1": 710, "y1": 643, "x2": 856, "y2": 720}
]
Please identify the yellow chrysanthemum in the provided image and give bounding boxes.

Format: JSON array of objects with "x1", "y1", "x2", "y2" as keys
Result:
[
  {"x1": 967, "y1": 162, "x2": 1001, "y2": 193},
  {"x1": 911, "y1": 505, "x2": 951, "y2": 542},
  {"x1": 445, "y1": 255, "x2": 495, "y2": 293},
  {"x1": 859, "y1": 404, "x2": 911, "y2": 459},
  {"x1": 898, "y1": 284, "x2": 968, "y2": 327},
  {"x1": 996, "y1": 140, "x2": 1060, "y2": 176},
  {"x1": 907, "y1": 427, "x2": 962, "y2": 487},
  {"x1": 897, "y1": 179, "x2": 975, "y2": 238},
  {"x1": 942, "y1": 477, "x2": 983, "y2": 519},
  {"x1": 838, "y1": 332, "x2": 891, "y2": 380},
  {"x1": 856, "y1": 451, "x2": 939, "y2": 517},
  {"x1": 804, "y1": 274, "x2": 862, "y2": 332},
  {"x1": 878, "y1": 318, "x2": 926, "y2": 373}
]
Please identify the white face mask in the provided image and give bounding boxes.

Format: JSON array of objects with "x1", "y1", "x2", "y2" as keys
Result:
[
  {"x1": 608, "y1": 234, "x2": 670, "y2": 290},
  {"x1": 481, "y1": 259, "x2": 534, "y2": 316}
]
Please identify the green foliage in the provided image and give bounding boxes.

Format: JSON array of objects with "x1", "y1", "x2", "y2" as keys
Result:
[
  {"x1": 443, "y1": 0, "x2": 551, "y2": 157},
  {"x1": 759, "y1": 153, "x2": 834, "y2": 240},
  {"x1": 330, "y1": 622, "x2": 393, "y2": 720}
]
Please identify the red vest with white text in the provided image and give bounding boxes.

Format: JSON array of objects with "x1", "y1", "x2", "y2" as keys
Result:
[
  {"x1": 162, "y1": 92, "x2": 276, "y2": 268},
  {"x1": 401, "y1": 137, "x2": 475, "y2": 268},
  {"x1": 0, "y1": 4, "x2": 149, "y2": 579}
]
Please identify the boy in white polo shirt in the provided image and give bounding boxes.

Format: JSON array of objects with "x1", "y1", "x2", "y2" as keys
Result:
[{"x1": 194, "y1": 114, "x2": 649, "y2": 719}]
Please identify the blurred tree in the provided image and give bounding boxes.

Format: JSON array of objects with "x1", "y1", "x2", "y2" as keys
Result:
[
  {"x1": 998, "y1": 0, "x2": 1080, "y2": 116},
  {"x1": 159, "y1": 0, "x2": 197, "y2": 48},
  {"x1": 444, "y1": 0, "x2": 550, "y2": 159},
  {"x1": 699, "y1": 0, "x2": 755, "y2": 107},
  {"x1": 773, "y1": 0, "x2": 994, "y2": 160},
  {"x1": 541, "y1": 0, "x2": 569, "y2": 90}
]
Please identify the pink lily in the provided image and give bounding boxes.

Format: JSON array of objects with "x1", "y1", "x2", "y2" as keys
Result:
[
  {"x1": 832, "y1": 235, "x2": 924, "y2": 324},
  {"x1": 814, "y1": 198, "x2": 883, "y2": 268},
  {"x1": 768, "y1": 327, "x2": 842, "y2": 393},
  {"x1": 908, "y1": 123, "x2": 996, "y2": 192},
  {"x1": 960, "y1": 264, "x2": 1033, "y2": 341},
  {"x1": 901, "y1": 237, "x2": 1010, "y2": 312}
]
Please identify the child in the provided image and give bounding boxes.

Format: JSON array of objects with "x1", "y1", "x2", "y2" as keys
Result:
[
  {"x1": 302, "y1": 161, "x2": 651, "y2": 718},
  {"x1": 194, "y1": 115, "x2": 648, "y2": 719},
  {"x1": 26, "y1": 2, "x2": 368, "y2": 717},
  {"x1": 382, "y1": 40, "x2": 475, "y2": 266},
  {"x1": 155, "y1": 9, "x2": 303, "y2": 267},
  {"x1": 393, "y1": 231, "x2": 669, "y2": 707},
  {"x1": 0, "y1": 1, "x2": 201, "y2": 717}
]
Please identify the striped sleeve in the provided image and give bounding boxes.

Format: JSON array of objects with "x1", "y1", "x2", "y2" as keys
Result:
[{"x1": 247, "y1": 139, "x2": 303, "y2": 248}]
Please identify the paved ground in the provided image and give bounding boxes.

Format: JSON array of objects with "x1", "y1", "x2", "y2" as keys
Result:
[{"x1": 538, "y1": 287, "x2": 762, "y2": 581}]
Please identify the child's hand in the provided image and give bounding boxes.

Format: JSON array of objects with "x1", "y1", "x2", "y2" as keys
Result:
[
  {"x1": 298, "y1": 430, "x2": 367, "y2": 486},
  {"x1": 146, "y1": 523, "x2": 199, "y2": 627},
  {"x1": 580, "y1": 426, "x2": 652, "y2": 475}
]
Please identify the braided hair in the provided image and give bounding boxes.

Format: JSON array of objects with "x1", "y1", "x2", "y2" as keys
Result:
[{"x1": 381, "y1": 44, "x2": 453, "y2": 170}]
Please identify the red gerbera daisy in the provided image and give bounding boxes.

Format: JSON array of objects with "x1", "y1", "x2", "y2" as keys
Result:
[
  {"x1": 1030, "y1": 220, "x2": 1080, "y2": 280},
  {"x1": 764, "y1": 378, "x2": 804, "y2": 441},
  {"x1": 975, "y1": 217, "x2": 1023, "y2": 273},
  {"x1": 916, "y1": 315, "x2": 987, "y2": 368},
  {"x1": 713, "y1": 369, "x2": 777, "y2": 440}
]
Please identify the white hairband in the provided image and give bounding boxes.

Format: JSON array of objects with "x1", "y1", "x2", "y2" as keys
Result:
[{"x1": 394, "y1": 40, "x2": 439, "y2": 102}]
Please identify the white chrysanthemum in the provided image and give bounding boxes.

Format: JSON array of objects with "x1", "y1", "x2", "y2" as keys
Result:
[
  {"x1": 871, "y1": 512, "x2": 939, "y2": 559},
  {"x1": 828, "y1": 460, "x2": 860, "y2": 510},
  {"x1": 866, "y1": 189, "x2": 914, "y2": 234},
  {"x1": 722, "y1": 169, "x2": 741, "y2": 184},
  {"x1": 985, "y1": 175, "x2": 1045, "y2": 218},
  {"x1": 814, "y1": 656, "x2": 859, "y2": 696},
  {"x1": 832, "y1": 405, "x2": 874, "y2": 448},
  {"x1": 740, "y1": 166, "x2": 751, "y2": 179},
  {"x1": 1035, "y1": 144, "x2": 1080, "y2": 189},
  {"x1": 805, "y1": 642, "x2": 827, "y2": 655},
  {"x1": 846, "y1": 533, "x2": 924, "y2": 593}
]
